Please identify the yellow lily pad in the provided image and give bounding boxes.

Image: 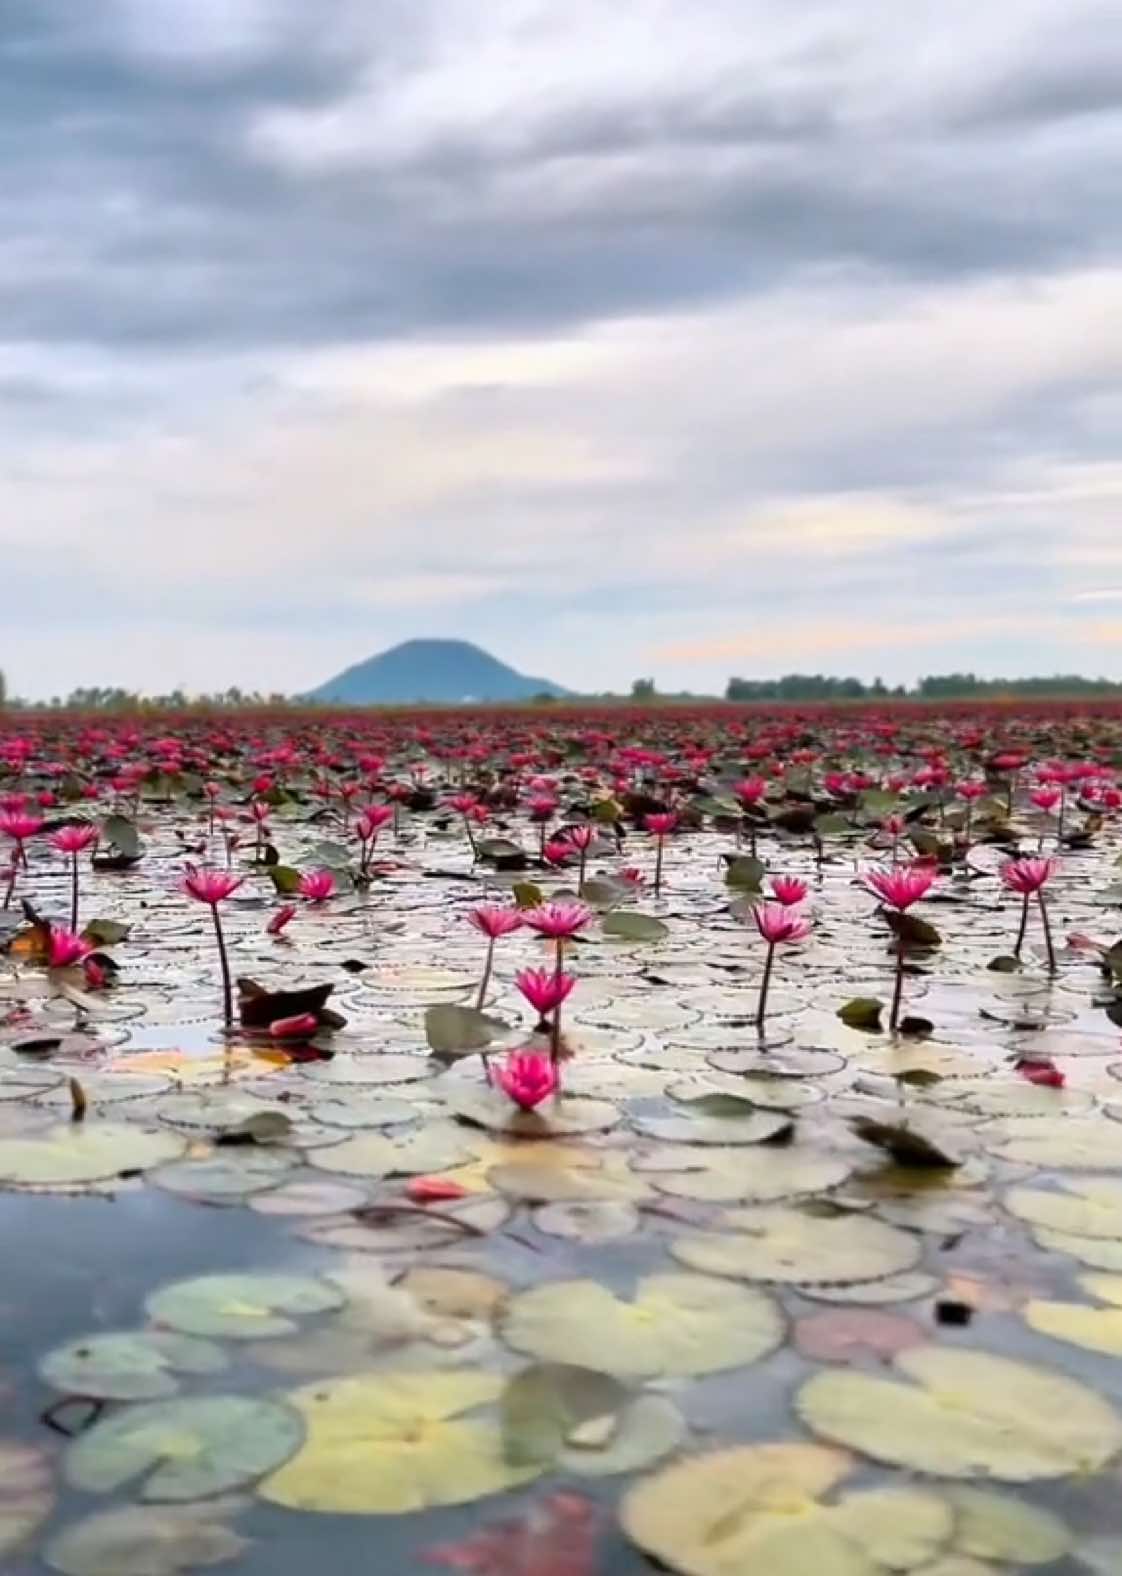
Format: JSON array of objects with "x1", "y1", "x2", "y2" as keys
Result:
[
  {"x1": 621, "y1": 1441, "x2": 951, "y2": 1575},
  {"x1": 1025, "y1": 1273, "x2": 1122, "y2": 1355},
  {"x1": 0, "y1": 1123, "x2": 185, "y2": 1188},
  {"x1": 1005, "y1": 1178, "x2": 1122, "y2": 1239},
  {"x1": 500, "y1": 1272, "x2": 782, "y2": 1379},
  {"x1": 947, "y1": 1485, "x2": 1071, "y2": 1564},
  {"x1": 0, "y1": 1441, "x2": 54, "y2": 1559},
  {"x1": 259, "y1": 1371, "x2": 540, "y2": 1514},
  {"x1": 798, "y1": 1347, "x2": 1122, "y2": 1480}
]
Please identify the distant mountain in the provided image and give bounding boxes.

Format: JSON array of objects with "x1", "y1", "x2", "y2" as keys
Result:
[{"x1": 307, "y1": 639, "x2": 571, "y2": 704}]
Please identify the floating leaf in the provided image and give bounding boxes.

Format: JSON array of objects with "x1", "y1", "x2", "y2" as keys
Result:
[
  {"x1": 309, "y1": 1123, "x2": 479, "y2": 1178},
  {"x1": 601, "y1": 911, "x2": 668, "y2": 942},
  {"x1": 81, "y1": 918, "x2": 130, "y2": 947},
  {"x1": 44, "y1": 1503, "x2": 249, "y2": 1576},
  {"x1": 65, "y1": 1396, "x2": 303, "y2": 1502},
  {"x1": 633, "y1": 1110, "x2": 793, "y2": 1146},
  {"x1": 794, "y1": 1310, "x2": 926, "y2": 1365},
  {"x1": 501, "y1": 1363, "x2": 628, "y2": 1467},
  {"x1": 267, "y1": 866, "x2": 303, "y2": 895},
  {"x1": 1005, "y1": 1179, "x2": 1122, "y2": 1239},
  {"x1": 424, "y1": 1004, "x2": 506, "y2": 1058},
  {"x1": 260, "y1": 1371, "x2": 539, "y2": 1514},
  {"x1": 1025, "y1": 1274, "x2": 1122, "y2": 1355},
  {"x1": 797, "y1": 1347, "x2": 1122, "y2": 1479},
  {"x1": 725, "y1": 855, "x2": 765, "y2": 890},
  {"x1": 947, "y1": 1485, "x2": 1072, "y2": 1565},
  {"x1": 40, "y1": 1331, "x2": 227, "y2": 1400},
  {"x1": 0, "y1": 1123, "x2": 185, "y2": 1188},
  {"x1": 851, "y1": 1117, "x2": 961, "y2": 1169},
  {"x1": 838, "y1": 998, "x2": 884, "y2": 1031},
  {"x1": 511, "y1": 882, "x2": 544, "y2": 909},
  {"x1": 146, "y1": 1273, "x2": 343, "y2": 1339},
  {"x1": 150, "y1": 1151, "x2": 296, "y2": 1202},
  {"x1": 534, "y1": 1200, "x2": 640, "y2": 1241},
  {"x1": 621, "y1": 1442, "x2": 951, "y2": 1576},
  {"x1": 443, "y1": 1085, "x2": 619, "y2": 1137},
  {"x1": 647, "y1": 1145, "x2": 853, "y2": 1203},
  {"x1": 500, "y1": 1273, "x2": 782, "y2": 1379},
  {"x1": 987, "y1": 1118, "x2": 1122, "y2": 1169},
  {"x1": 1030, "y1": 1228, "x2": 1122, "y2": 1270},
  {"x1": 100, "y1": 815, "x2": 141, "y2": 859},
  {"x1": 670, "y1": 1205, "x2": 921, "y2": 1285}
]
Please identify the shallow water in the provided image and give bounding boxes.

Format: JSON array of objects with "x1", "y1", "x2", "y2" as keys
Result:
[{"x1": 2, "y1": 722, "x2": 1122, "y2": 1575}]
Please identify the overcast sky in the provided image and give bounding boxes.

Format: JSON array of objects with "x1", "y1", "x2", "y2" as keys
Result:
[{"x1": 3, "y1": 0, "x2": 1121, "y2": 699}]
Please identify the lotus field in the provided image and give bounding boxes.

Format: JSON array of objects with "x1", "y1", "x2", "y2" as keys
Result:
[{"x1": 3, "y1": 702, "x2": 1122, "y2": 1574}]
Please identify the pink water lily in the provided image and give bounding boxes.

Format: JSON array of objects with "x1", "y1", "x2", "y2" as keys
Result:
[
  {"x1": 523, "y1": 902, "x2": 592, "y2": 940},
  {"x1": 865, "y1": 863, "x2": 936, "y2": 1031},
  {"x1": 181, "y1": 864, "x2": 244, "y2": 1023},
  {"x1": 496, "y1": 1049, "x2": 560, "y2": 1111},
  {"x1": 770, "y1": 875, "x2": 808, "y2": 906},
  {"x1": 1002, "y1": 856, "x2": 1060, "y2": 969},
  {"x1": 467, "y1": 903, "x2": 523, "y2": 1012},
  {"x1": 515, "y1": 966, "x2": 575, "y2": 1019},
  {"x1": 746, "y1": 902, "x2": 813, "y2": 1032},
  {"x1": 47, "y1": 927, "x2": 93, "y2": 970},
  {"x1": 299, "y1": 869, "x2": 337, "y2": 903},
  {"x1": 49, "y1": 822, "x2": 98, "y2": 929}
]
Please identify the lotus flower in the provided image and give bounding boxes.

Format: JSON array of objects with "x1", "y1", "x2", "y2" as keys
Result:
[
  {"x1": 181, "y1": 864, "x2": 244, "y2": 1024},
  {"x1": 467, "y1": 904, "x2": 523, "y2": 1013},
  {"x1": 865, "y1": 865, "x2": 936, "y2": 911},
  {"x1": 299, "y1": 869, "x2": 337, "y2": 903},
  {"x1": 864, "y1": 864, "x2": 936, "y2": 1031},
  {"x1": 515, "y1": 966, "x2": 575, "y2": 1018},
  {"x1": 523, "y1": 902, "x2": 592, "y2": 940},
  {"x1": 770, "y1": 876, "x2": 808, "y2": 907},
  {"x1": 49, "y1": 823, "x2": 98, "y2": 929},
  {"x1": 744, "y1": 902, "x2": 813, "y2": 1031},
  {"x1": 47, "y1": 927, "x2": 93, "y2": 970},
  {"x1": 1001, "y1": 857, "x2": 1060, "y2": 969},
  {"x1": 496, "y1": 1049, "x2": 559, "y2": 1111}
]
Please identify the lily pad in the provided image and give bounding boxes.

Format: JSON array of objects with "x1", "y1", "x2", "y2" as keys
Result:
[
  {"x1": 65, "y1": 1396, "x2": 304, "y2": 1501},
  {"x1": 621, "y1": 1442, "x2": 951, "y2": 1576},
  {"x1": 500, "y1": 1272, "x2": 783, "y2": 1379},
  {"x1": 797, "y1": 1347, "x2": 1122, "y2": 1479},
  {"x1": 1005, "y1": 1178, "x2": 1122, "y2": 1239},
  {"x1": 0, "y1": 1123, "x2": 186, "y2": 1188},
  {"x1": 647, "y1": 1145, "x2": 853, "y2": 1203},
  {"x1": 259, "y1": 1371, "x2": 539, "y2": 1514},
  {"x1": 947, "y1": 1485, "x2": 1072, "y2": 1565},
  {"x1": 309, "y1": 1123, "x2": 479, "y2": 1178},
  {"x1": 988, "y1": 1118, "x2": 1122, "y2": 1169},
  {"x1": 40, "y1": 1331, "x2": 227, "y2": 1400},
  {"x1": 1025, "y1": 1274, "x2": 1122, "y2": 1356},
  {"x1": 534, "y1": 1200, "x2": 640, "y2": 1241},
  {"x1": 671, "y1": 1205, "x2": 921, "y2": 1285},
  {"x1": 633, "y1": 1110, "x2": 793, "y2": 1146},
  {"x1": 443, "y1": 1084, "x2": 619, "y2": 1137},
  {"x1": 44, "y1": 1503, "x2": 248, "y2": 1576},
  {"x1": 150, "y1": 1151, "x2": 296, "y2": 1202},
  {"x1": 146, "y1": 1273, "x2": 344, "y2": 1339}
]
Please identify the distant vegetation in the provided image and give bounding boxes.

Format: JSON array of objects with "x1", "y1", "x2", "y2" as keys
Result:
[{"x1": 725, "y1": 672, "x2": 1122, "y2": 701}]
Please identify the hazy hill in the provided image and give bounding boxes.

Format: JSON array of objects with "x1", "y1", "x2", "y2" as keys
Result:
[{"x1": 307, "y1": 639, "x2": 570, "y2": 704}]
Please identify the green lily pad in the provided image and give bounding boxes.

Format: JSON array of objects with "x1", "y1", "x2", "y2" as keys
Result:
[
  {"x1": 947, "y1": 1485, "x2": 1072, "y2": 1565},
  {"x1": 309, "y1": 1123, "x2": 479, "y2": 1178},
  {"x1": 44, "y1": 1503, "x2": 248, "y2": 1576},
  {"x1": 146, "y1": 1273, "x2": 344, "y2": 1339},
  {"x1": 40, "y1": 1332, "x2": 227, "y2": 1401},
  {"x1": 65, "y1": 1396, "x2": 304, "y2": 1502},
  {"x1": 150, "y1": 1151, "x2": 296, "y2": 1202}
]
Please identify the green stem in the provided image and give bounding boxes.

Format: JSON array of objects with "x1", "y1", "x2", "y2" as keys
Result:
[
  {"x1": 654, "y1": 837, "x2": 664, "y2": 894},
  {"x1": 1013, "y1": 894, "x2": 1029, "y2": 958},
  {"x1": 755, "y1": 943, "x2": 775, "y2": 1033},
  {"x1": 1038, "y1": 890, "x2": 1056, "y2": 973},
  {"x1": 212, "y1": 905, "x2": 234, "y2": 1025},
  {"x1": 475, "y1": 937, "x2": 494, "y2": 1011},
  {"x1": 890, "y1": 936, "x2": 906, "y2": 1031},
  {"x1": 70, "y1": 854, "x2": 79, "y2": 933}
]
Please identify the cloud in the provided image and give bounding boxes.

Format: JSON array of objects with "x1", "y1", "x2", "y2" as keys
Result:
[{"x1": 1, "y1": 0, "x2": 1121, "y2": 698}]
